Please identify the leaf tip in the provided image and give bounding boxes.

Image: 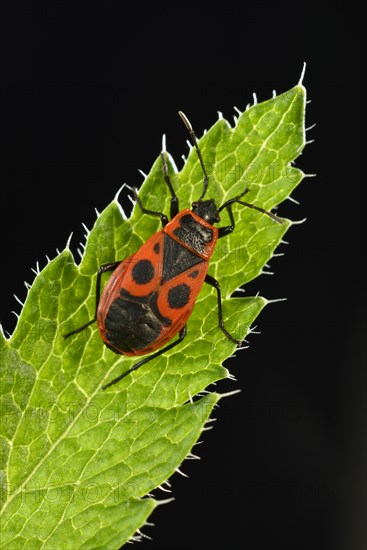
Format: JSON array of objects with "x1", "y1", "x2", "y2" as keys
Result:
[
  {"x1": 81, "y1": 222, "x2": 90, "y2": 236},
  {"x1": 65, "y1": 231, "x2": 73, "y2": 250},
  {"x1": 31, "y1": 260, "x2": 41, "y2": 276},
  {"x1": 290, "y1": 217, "x2": 307, "y2": 226},
  {"x1": 11, "y1": 310, "x2": 20, "y2": 320},
  {"x1": 13, "y1": 293, "x2": 24, "y2": 307},
  {"x1": 113, "y1": 183, "x2": 129, "y2": 219},
  {"x1": 286, "y1": 195, "x2": 300, "y2": 206},
  {"x1": 157, "y1": 483, "x2": 172, "y2": 494},
  {"x1": 175, "y1": 467, "x2": 189, "y2": 478},
  {"x1": 306, "y1": 123, "x2": 317, "y2": 132},
  {"x1": 156, "y1": 497, "x2": 176, "y2": 507},
  {"x1": 298, "y1": 61, "x2": 307, "y2": 86},
  {"x1": 161, "y1": 133, "x2": 166, "y2": 152},
  {"x1": 113, "y1": 183, "x2": 126, "y2": 202},
  {"x1": 265, "y1": 297, "x2": 288, "y2": 306},
  {"x1": 218, "y1": 388, "x2": 242, "y2": 400},
  {"x1": 136, "y1": 528, "x2": 153, "y2": 541},
  {"x1": 0, "y1": 321, "x2": 6, "y2": 340}
]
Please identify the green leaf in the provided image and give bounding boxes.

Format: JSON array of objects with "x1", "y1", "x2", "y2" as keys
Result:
[{"x1": 0, "y1": 81, "x2": 307, "y2": 548}]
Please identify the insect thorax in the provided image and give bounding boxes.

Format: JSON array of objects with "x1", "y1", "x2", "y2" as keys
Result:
[{"x1": 164, "y1": 209, "x2": 218, "y2": 259}]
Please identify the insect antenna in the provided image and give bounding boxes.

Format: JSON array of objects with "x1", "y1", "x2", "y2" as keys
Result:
[
  {"x1": 178, "y1": 110, "x2": 209, "y2": 200},
  {"x1": 219, "y1": 195, "x2": 283, "y2": 224}
]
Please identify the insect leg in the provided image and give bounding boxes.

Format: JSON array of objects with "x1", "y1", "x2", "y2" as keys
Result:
[
  {"x1": 161, "y1": 152, "x2": 179, "y2": 219},
  {"x1": 102, "y1": 325, "x2": 187, "y2": 390},
  {"x1": 133, "y1": 187, "x2": 169, "y2": 227},
  {"x1": 63, "y1": 261, "x2": 121, "y2": 338},
  {"x1": 217, "y1": 190, "x2": 250, "y2": 238},
  {"x1": 204, "y1": 274, "x2": 241, "y2": 345},
  {"x1": 217, "y1": 202, "x2": 236, "y2": 238}
]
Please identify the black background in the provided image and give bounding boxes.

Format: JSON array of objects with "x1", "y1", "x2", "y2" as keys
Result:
[{"x1": 1, "y1": 3, "x2": 366, "y2": 550}]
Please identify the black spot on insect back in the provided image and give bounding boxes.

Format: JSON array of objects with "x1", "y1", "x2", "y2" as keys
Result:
[
  {"x1": 153, "y1": 242, "x2": 160, "y2": 254},
  {"x1": 168, "y1": 283, "x2": 191, "y2": 309},
  {"x1": 188, "y1": 270, "x2": 199, "y2": 279},
  {"x1": 132, "y1": 259, "x2": 155, "y2": 285}
]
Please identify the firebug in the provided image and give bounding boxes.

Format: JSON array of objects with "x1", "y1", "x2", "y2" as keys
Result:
[{"x1": 64, "y1": 111, "x2": 282, "y2": 389}]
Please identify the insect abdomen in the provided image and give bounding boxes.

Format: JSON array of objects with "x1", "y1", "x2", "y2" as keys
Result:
[{"x1": 103, "y1": 291, "x2": 164, "y2": 354}]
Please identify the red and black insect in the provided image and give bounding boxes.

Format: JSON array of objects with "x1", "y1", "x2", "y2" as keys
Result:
[{"x1": 64, "y1": 112, "x2": 282, "y2": 389}]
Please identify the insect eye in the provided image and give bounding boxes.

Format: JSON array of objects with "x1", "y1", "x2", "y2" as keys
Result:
[{"x1": 192, "y1": 201, "x2": 198, "y2": 208}]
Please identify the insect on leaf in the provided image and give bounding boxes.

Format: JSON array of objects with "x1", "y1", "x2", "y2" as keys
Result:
[{"x1": 0, "y1": 77, "x2": 307, "y2": 548}]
